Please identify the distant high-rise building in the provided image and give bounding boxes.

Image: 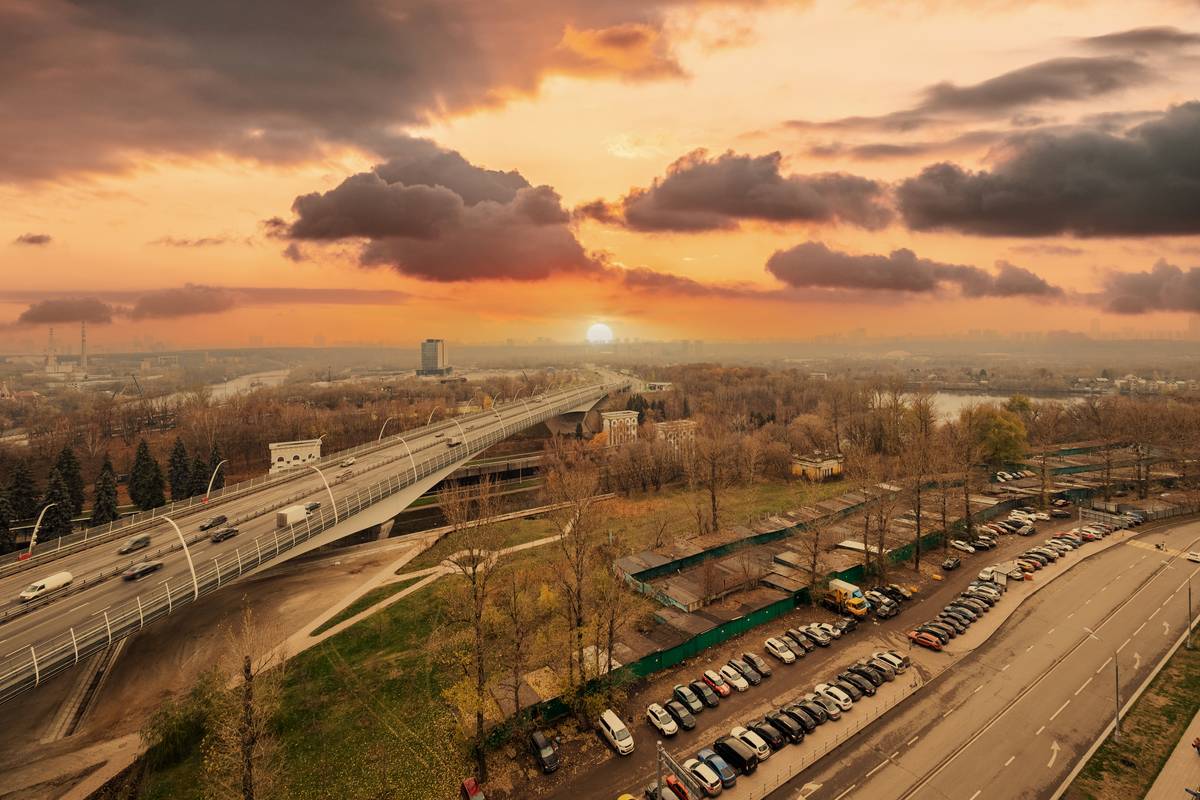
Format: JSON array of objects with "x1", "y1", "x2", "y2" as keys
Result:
[{"x1": 417, "y1": 338, "x2": 452, "y2": 376}]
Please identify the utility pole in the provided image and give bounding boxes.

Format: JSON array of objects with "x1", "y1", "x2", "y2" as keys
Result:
[
  {"x1": 1188, "y1": 583, "x2": 1194, "y2": 651},
  {"x1": 656, "y1": 740, "x2": 664, "y2": 799},
  {"x1": 1113, "y1": 655, "x2": 1121, "y2": 740}
]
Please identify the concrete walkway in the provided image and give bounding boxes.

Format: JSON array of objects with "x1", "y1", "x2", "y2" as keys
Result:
[{"x1": 1146, "y1": 707, "x2": 1200, "y2": 799}]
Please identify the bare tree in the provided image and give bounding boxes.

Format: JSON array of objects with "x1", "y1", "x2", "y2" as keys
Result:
[
  {"x1": 944, "y1": 406, "x2": 988, "y2": 542},
  {"x1": 685, "y1": 426, "x2": 737, "y2": 534},
  {"x1": 490, "y1": 563, "x2": 544, "y2": 723},
  {"x1": 902, "y1": 393, "x2": 937, "y2": 571}
]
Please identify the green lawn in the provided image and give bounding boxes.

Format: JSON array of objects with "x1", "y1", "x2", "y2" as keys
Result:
[
  {"x1": 310, "y1": 575, "x2": 427, "y2": 635},
  {"x1": 403, "y1": 515, "x2": 559, "y2": 572},
  {"x1": 1068, "y1": 643, "x2": 1200, "y2": 800}
]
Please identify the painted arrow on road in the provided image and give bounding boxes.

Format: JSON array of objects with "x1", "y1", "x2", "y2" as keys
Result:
[
  {"x1": 1134, "y1": 652, "x2": 1142, "y2": 670},
  {"x1": 1164, "y1": 621, "x2": 1172, "y2": 636},
  {"x1": 798, "y1": 783, "x2": 823, "y2": 798},
  {"x1": 1047, "y1": 740, "x2": 1061, "y2": 768}
]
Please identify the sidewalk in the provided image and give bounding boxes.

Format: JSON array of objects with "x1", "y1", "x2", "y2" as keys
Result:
[{"x1": 1146, "y1": 707, "x2": 1200, "y2": 799}]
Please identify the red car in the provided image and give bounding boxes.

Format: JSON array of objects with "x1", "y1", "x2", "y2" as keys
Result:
[
  {"x1": 702, "y1": 669, "x2": 732, "y2": 697},
  {"x1": 908, "y1": 630, "x2": 942, "y2": 651},
  {"x1": 460, "y1": 778, "x2": 486, "y2": 800}
]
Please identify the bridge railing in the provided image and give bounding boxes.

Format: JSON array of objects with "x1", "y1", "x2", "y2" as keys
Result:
[
  {"x1": 0, "y1": 382, "x2": 600, "y2": 578},
  {"x1": 0, "y1": 382, "x2": 621, "y2": 705}
]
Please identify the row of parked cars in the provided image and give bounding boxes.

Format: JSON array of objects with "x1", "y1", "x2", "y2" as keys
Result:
[
  {"x1": 994, "y1": 469, "x2": 1036, "y2": 482},
  {"x1": 635, "y1": 648, "x2": 912, "y2": 799}
]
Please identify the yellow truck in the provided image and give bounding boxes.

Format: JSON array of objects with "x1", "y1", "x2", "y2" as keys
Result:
[{"x1": 828, "y1": 579, "x2": 870, "y2": 617}]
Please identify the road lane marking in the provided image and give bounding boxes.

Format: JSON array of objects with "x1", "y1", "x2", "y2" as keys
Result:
[
  {"x1": 1004, "y1": 755, "x2": 1016, "y2": 767},
  {"x1": 1075, "y1": 676, "x2": 1092, "y2": 695},
  {"x1": 907, "y1": 736, "x2": 919, "y2": 746},
  {"x1": 1118, "y1": 638, "x2": 1131, "y2": 652},
  {"x1": 866, "y1": 761, "x2": 888, "y2": 778},
  {"x1": 1047, "y1": 740, "x2": 1061, "y2": 768},
  {"x1": 1163, "y1": 621, "x2": 1171, "y2": 636},
  {"x1": 1067, "y1": 612, "x2": 1074, "y2": 619},
  {"x1": 891, "y1": 751, "x2": 900, "y2": 760},
  {"x1": 1048, "y1": 627, "x2": 1056, "y2": 635},
  {"x1": 943, "y1": 709, "x2": 954, "y2": 718},
  {"x1": 1050, "y1": 700, "x2": 1070, "y2": 721},
  {"x1": 1026, "y1": 644, "x2": 1035, "y2": 652},
  {"x1": 1134, "y1": 652, "x2": 1142, "y2": 670},
  {"x1": 1001, "y1": 663, "x2": 1010, "y2": 672},
  {"x1": 832, "y1": 786, "x2": 856, "y2": 800},
  {"x1": 1134, "y1": 622, "x2": 1147, "y2": 635},
  {"x1": 969, "y1": 791, "x2": 981, "y2": 800},
  {"x1": 1149, "y1": 608, "x2": 1160, "y2": 620},
  {"x1": 974, "y1": 685, "x2": 983, "y2": 694},
  {"x1": 1036, "y1": 725, "x2": 1046, "y2": 736},
  {"x1": 1096, "y1": 657, "x2": 1113, "y2": 674}
]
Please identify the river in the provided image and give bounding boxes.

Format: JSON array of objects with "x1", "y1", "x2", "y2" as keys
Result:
[{"x1": 929, "y1": 391, "x2": 1082, "y2": 420}]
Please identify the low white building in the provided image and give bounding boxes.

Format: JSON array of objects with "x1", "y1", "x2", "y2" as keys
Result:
[
  {"x1": 269, "y1": 439, "x2": 323, "y2": 474},
  {"x1": 600, "y1": 410, "x2": 639, "y2": 447}
]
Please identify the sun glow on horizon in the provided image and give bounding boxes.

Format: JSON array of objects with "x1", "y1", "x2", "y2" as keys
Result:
[{"x1": 585, "y1": 322, "x2": 614, "y2": 344}]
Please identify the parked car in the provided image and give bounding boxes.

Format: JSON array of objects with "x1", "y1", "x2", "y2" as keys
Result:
[
  {"x1": 461, "y1": 777, "x2": 486, "y2": 800},
  {"x1": 814, "y1": 683, "x2": 854, "y2": 711},
  {"x1": 786, "y1": 629, "x2": 817, "y2": 652},
  {"x1": 833, "y1": 616, "x2": 859, "y2": 634},
  {"x1": 747, "y1": 720, "x2": 787, "y2": 750},
  {"x1": 304, "y1": 501, "x2": 322, "y2": 512},
  {"x1": 647, "y1": 703, "x2": 679, "y2": 737},
  {"x1": 529, "y1": 730, "x2": 560, "y2": 772},
  {"x1": 950, "y1": 540, "x2": 976, "y2": 553},
  {"x1": 1050, "y1": 508, "x2": 1071, "y2": 518},
  {"x1": 762, "y1": 711, "x2": 805, "y2": 744},
  {"x1": 936, "y1": 614, "x2": 967, "y2": 634},
  {"x1": 814, "y1": 621, "x2": 842, "y2": 640},
  {"x1": 665, "y1": 700, "x2": 697, "y2": 731},
  {"x1": 908, "y1": 630, "x2": 942, "y2": 651},
  {"x1": 199, "y1": 514, "x2": 228, "y2": 531},
  {"x1": 802, "y1": 692, "x2": 841, "y2": 721},
  {"x1": 918, "y1": 623, "x2": 953, "y2": 643},
  {"x1": 862, "y1": 657, "x2": 896, "y2": 680},
  {"x1": 872, "y1": 650, "x2": 908, "y2": 673},
  {"x1": 599, "y1": 709, "x2": 635, "y2": 755},
  {"x1": 742, "y1": 652, "x2": 772, "y2": 678},
  {"x1": 837, "y1": 671, "x2": 876, "y2": 697},
  {"x1": 848, "y1": 663, "x2": 886, "y2": 686},
  {"x1": 942, "y1": 556, "x2": 961, "y2": 571},
  {"x1": 727, "y1": 658, "x2": 762, "y2": 686},
  {"x1": 801, "y1": 625, "x2": 831, "y2": 647},
  {"x1": 781, "y1": 704, "x2": 819, "y2": 732},
  {"x1": 703, "y1": 669, "x2": 732, "y2": 697},
  {"x1": 683, "y1": 758, "x2": 723, "y2": 797},
  {"x1": 719, "y1": 664, "x2": 750, "y2": 692},
  {"x1": 730, "y1": 726, "x2": 772, "y2": 760},
  {"x1": 712, "y1": 736, "x2": 758, "y2": 776},
  {"x1": 832, "y1": 677, "x2": 862, "y2": 702},
  {"x1": 209, "y1": 526, "x2": 239, "y2": 543},
  {"x1": 864, "y1": 591, "x2": 899, "y2": 618},
  {"x1": 765, "y1": 638, "x2": 796, "y2": 664},
  {"x1": 1188, "y1": 552, "x2": 1200, "y2": 563},
  {"x1": 696, "y1": 747, "x2": 738, "y2": 789},
  {"x1": 690, "y1": 680, "x2": 721, "y2": 708},
  {"x1": 121, "y1": 560, "x2": 164, "y2": 581},
  {"x1": 645, "y1": 776, "x2": 690, "y2": 800},
  {"x1": 792, "y1": 699, "x2": 828, "y2": 725},
  {"x1": 674, "y1": 684, "x2": 705, "y2": 713}
]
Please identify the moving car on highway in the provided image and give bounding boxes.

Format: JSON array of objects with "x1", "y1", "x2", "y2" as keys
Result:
[
  {"x1": 199, "y1": 514, "x2": 227, "y2": 531},
  {"x1": 122, "y1": 560, "x2": 164, "y2": 581}
]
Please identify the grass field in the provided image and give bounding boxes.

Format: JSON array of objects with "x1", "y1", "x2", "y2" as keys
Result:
[
  {"x1": 310, "y1": 574, "x2": 427, "y2": 635},
  {"x1": 1067, "y1": 642, "x2": 1200, "y2": 800}
]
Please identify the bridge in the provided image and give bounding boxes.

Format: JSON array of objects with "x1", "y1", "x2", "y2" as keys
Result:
[{"x1": 0, "y1": 376, "x2": 626, "y2": 704}]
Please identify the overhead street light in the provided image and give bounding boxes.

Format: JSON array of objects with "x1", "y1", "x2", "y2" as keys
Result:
[
  {"x1": 306, "y1": 464, "x2": 338, "y2": 525},
  {"x1": 161, "y1": 516, "x2": 200, "y2": 601},
  {"x1": 25, "y1": 503, "x2": 56, "y2": 559},
  {"x1": 204, "y1": 460, "x2": 228, "y2": 502},
  {"x1": 378, "y1": 416, "x2": 397, "y2": 441},
  {"x1": 427, "y1": 406, "x2": 443, "y2": 426}
]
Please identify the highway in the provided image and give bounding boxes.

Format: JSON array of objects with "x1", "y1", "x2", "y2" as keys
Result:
[
  {"x1": 774, "y1": 520, "x2": 1200, "y2": 800},
  {"x1": 0, "y1": 376, "x2": 623, "y2": 702}
]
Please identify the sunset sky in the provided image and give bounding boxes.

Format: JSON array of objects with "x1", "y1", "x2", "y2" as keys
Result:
[{"x1": 2, "y1": 0, "x2": 1200, "y2": 352}]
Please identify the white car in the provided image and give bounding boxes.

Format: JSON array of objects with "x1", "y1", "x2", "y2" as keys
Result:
[
  {"x1": 599, "y1": 709, "x2": 634, "y2": 755},
  {"x1": 731, "y1": 726, "x2": 772, "y2": 760},
  {"x1": 804, "y1": 691, "x2": 842, "y2": 721},
  {"x1": 719, "y1": 664, "x2": 750, "y2": 692},
  {"x1": 950, "y1": 540, "x2": 976, "y2": 554},
  {"x1": 765, "y1": 637, "x2": 796, "y2": 664},
  {"x1": 872, "y1": 650, "x2": 908, "y2": 674},
  {"x1": 1188, "y1": 552, "x2": 1200, "y2": 563},
  {"x1": 339, "y1": 457, "x2": 356, "y2": 467},
  {"x1": 815, "y1": 682, "x2": 854, "y2": 711},
  {"x1": 814, "y1": 621, "x2": 842, "y2": 639},
  {"x1": 683, "y1": 758, "x2": 722, "y2": 796},
  {"x1": 646, "y1": 703, "x2": 678, "y2": 736}
]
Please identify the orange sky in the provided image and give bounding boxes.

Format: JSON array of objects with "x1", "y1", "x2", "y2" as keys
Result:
[{"x1": 2, "y1": 0, "x2": 1199, "y2": 351}]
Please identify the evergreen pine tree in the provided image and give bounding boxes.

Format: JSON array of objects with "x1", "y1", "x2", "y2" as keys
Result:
[
  {"x1": 130, "y1": 440, "x2": 166, "y2": 510},
  {"x1": 53, "y1": 445, "x2": 85, "y2": 515},
  {"x1": 40, "y1": 469, "x2": 75, "y2": 540},
  {"x1": 189, "y1": 455, "x2": 210, "y2": 498},
  {"x1": 167, "y1": 437, "x2": 192, "y2": 501},
  {"x1": 7, "y1": 461, "x2": 39, "y2": 520},
  {"x1": 0, "y1": 491, "x2": 13, "y2": 553},
  {"x1": 208, "y1": 443, "x2": 226, "y2": 492},
  {"x1": 92, "y1": 455, "x2": 120, "y2": 525}
]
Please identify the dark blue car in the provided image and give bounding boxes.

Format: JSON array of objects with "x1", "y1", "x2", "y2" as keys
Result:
[{"x1": 696, "y1": 747, "x2": 737, "y2": 789}]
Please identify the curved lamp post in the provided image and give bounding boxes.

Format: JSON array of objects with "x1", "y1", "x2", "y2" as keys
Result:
[
  {"x1": 378, "y1": 416, "x2": 397, "y2": 441},
  {"x1": 25, "y1": 503, "x2": 56, "y2": 558},
  {"x1": 306, "y1": 464, "x2": 338, "y2": 525},
  {"x1": 427, "y1": 406, "x2": 443, "y2": 426},
  {"x1": 204, "y1": 460, "x2": 228, "y2": 502},
  {"x1": 161, "y1": 516, "x2": 199, "y2": 600}
]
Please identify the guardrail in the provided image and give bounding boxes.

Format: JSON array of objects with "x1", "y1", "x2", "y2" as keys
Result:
[
  {"x1": 0, "y1": 382, "x2": 606, "y2": 578},
  {"x1": 0, "y1": 382, "x2": 624, "y2": 704}
]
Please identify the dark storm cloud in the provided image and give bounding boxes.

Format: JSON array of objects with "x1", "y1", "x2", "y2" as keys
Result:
[
  {"x1": 15, "y1": 298, "x2": 116, "y2": 325},
  {"x1": 896, "y1": 101, "x2": 1200, "y2": 237},
  {"x1": 576, "y1": 150, "x2": 891, "y2": 231},
  {"x1": 128, "y1": 285, "x2": 238, "y2": 319},
  {"x1": 0, "y1": 1, "x2": 736, "y2": 183},
  {"x1": 1099, "y1": 260, "x2": 1200, "y2": 313},
  {"x1": 1081, "y1": 27, "x2": 1200, "y2": 52},
  {"x1": 285, "y1": 140, "x2": 600, "y2": 282},
  {"x1": 765, "y1": 242, "x2": 1062, "y2": 297},
  {"x1": 13, "y1": 233, "x2": 51, "y2": 246},
  {"x1": 785, "y1": 56, "x2": 1154, "y2": 132}
]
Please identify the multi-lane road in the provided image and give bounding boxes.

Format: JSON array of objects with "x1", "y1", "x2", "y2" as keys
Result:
[
  {"x1": 774, "y1": 520, "x2": 1200, "y2": 800},
  {"x1": 0, "y1": 376, "x2": 623, "y2": 699}
]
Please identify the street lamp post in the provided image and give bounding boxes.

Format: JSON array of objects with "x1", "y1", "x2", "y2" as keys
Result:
[
  {"x1": 1113, "y1": 654, "x2": 1121, "y2": 740},
  {"x1": 378, "y1": 416, "x2": 397, "y2": 441},
  {"x1": 204, "y1": 460, "x2": 228, "y2": 502},
  {"x1": 162, "y1": 516, "x2": 200, "y2": 600},
  {"x1": 427, "y1": 406, "x2": 442, "y2": 426},
  {"x1": 26, "y1": 503, "x2": 56, "y2": 558},
  {"x1": 306, "y1": 464, "x2": 338, "y2": 525}
]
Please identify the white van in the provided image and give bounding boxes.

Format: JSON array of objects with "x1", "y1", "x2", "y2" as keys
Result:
[
  {"x1": 598, "y1": 709, "x2": 634, "y2": 755},
  {"x1": 19, "y1": 571, "x2": 74, "y2": 602}
]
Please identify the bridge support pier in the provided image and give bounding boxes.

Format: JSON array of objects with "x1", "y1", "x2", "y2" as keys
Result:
[{"x1": 374, "y1": 519, "x2": 395, "y2": 540}]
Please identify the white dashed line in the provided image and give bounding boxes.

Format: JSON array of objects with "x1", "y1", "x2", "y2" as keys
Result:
[
  {"x1": 1149, "y1": 608, "x2": 1160, "y2": 620},
  {"x1": 832, "y1": 786, "x2": 856, "y2": 800},
  {"x1": 943, "y1": 709, "x2": 954, "y2": 718},
  {"x1": 907, "y1": 736, "x2": 920, "y2": 746},
  {"x1": 1118, "y1": 638, "x2": 1131, "y2": 653},
  {"x1": 1135, "y1": 622, "x2": 1147, "y2": 635},
  {"x1": 1076, "y1": 676, "x2": 1093, "y2": 696},
  {"x1": 974, "y1": 685, "x2": 983, "y2": 694},
  {"x1": 969, "y1": 790, "x2": 982, "y2": 800},
  {"x1": 1026, "y1": 644, "x2": 1035, "y2": 653},
  {"x1": 1036, "y1": 725, "x2": 1046, "y2": 736},
  {"x1": 1000, "y1": 663, "x2": 1010, "y2": 672},
  {"x1": 1050, "y1": 700, "x2": 1070, "y2": 721},
  {"x1": 1096, "y1": 657, "x2": 1113, "y2": 674},
  {"x1": 1004, "y1": 755, "x2": 1016, "y2": 767},
  {"x1": 866, "y1": 761, "x2": 888, "y2": 778},
  {"x1": 1048, "y1": 627, "x2": 1056, "y2": 635},
  {"x1": 1067, "y1": 612, "x2": 1074, "y2": 619}
]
